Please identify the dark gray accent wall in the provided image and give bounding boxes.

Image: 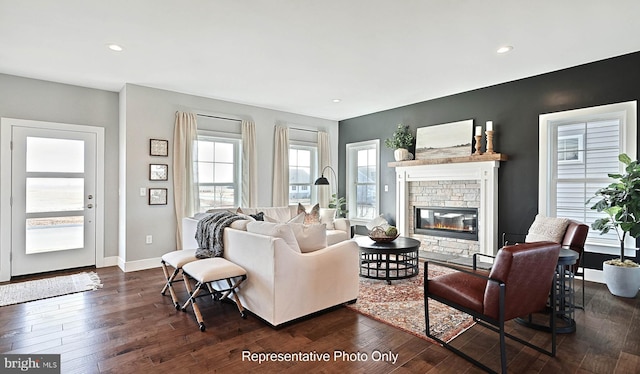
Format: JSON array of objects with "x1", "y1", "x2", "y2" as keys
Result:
[{"x1": 338, "y1": 51, "x2": 640, "y2": 269}]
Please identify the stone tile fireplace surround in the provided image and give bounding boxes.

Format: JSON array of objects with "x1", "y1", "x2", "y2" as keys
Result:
[{"x1": 391, "y1": 155, "x2": 506, "y2": 257}]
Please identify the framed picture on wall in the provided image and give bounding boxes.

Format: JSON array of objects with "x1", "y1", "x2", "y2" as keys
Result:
[
  {"x1": 149, "y1": 188, "x2": 168, "y2": 205},
  {"x1": 149, "y1": 164, "x2": 168, "y2": 181},
  {"x1": 150, "y1": 139, "x2": 169, "y2": 156},
  {"x1": 415, "y1": 119, "x2": 473, "y2": 160}
]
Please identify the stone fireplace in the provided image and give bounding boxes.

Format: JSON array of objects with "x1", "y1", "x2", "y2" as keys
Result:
[{"x1": 391, "y1": 156, "x2": 505, "y2": 256}]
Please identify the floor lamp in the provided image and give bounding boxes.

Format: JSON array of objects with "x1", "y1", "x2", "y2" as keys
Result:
[{"x1": 314, "y1": 165, "x2": 337, "y2": 205}]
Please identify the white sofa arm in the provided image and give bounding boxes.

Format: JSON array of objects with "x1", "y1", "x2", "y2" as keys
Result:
[{"x1": 333, "y1": 218, "x2": 351, "y2": 234}]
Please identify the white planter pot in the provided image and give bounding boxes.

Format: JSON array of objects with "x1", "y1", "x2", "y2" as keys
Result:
[
  {"x1": 394, "y1": 148, "x2": 409, "y2": 161},
  {"x1": 603, "y1": 261, "x2": 640, "y2": 298}
]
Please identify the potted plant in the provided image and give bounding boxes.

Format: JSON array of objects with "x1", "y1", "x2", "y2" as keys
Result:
[
  {"x1": 385, "y1": 124, "x2": 414, "y2": 161},
  {"x1": 329, "y1": 194, "x2": 348, "y2": 218},
  {"x1": 589, "y1": 153, "x2": 640, "y2": 298}
]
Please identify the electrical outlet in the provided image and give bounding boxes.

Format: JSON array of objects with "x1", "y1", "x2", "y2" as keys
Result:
[
  {"x1": 146, "y1": 235, "x2": 152, "y2": 244},
  {"x1": 140, "y1": 188, "x2": 146, "y2": 196},
  {"x1": 384, "y1": 184, "x2": 389, "y2": 192}
]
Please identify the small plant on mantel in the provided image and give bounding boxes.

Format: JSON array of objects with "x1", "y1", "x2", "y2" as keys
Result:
[
  {"x1": 385, "y1": 124, "x2": 414, "y2": 161},
  {"x1": 384, "y1": 124, "x2": 414, "y2": 150}
]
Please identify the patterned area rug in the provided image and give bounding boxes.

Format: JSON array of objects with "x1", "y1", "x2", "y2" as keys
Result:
[
  {"x1": 0, "y1": 272, "x2": 102, "y2": 307},
  {"x1": 346, "y1": 262, "x2": 474, "y2": 343}
]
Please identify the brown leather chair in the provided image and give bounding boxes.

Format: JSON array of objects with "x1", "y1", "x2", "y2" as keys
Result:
[
  {"x1": 504, "y1": 219, "x2": 589, "y2": 308},
  {"x1": 425, "y1": 242, "x2": 561, "y2": 374}
]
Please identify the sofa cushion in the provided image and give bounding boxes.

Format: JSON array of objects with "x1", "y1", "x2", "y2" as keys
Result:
[
  {"x1": 319, "y1": 208, "x2": 336, "y2": 230},
  {"x1": 289, "y1": 223, "x2": 327, "y2": 253},
  {"x1": 327, "y1": 230, "x2": 350, "y2": 246},
  {"x1": 298, "y1": 203, "x2": 320, "y2": 224},
  {"x1": 525, "y1": 215, "x2": 570, "y2": 243},
  {"x1": 246, "y1": 221, "x2": 301, "y2": 253},
  {"x1": 230, "y1": 219, "x2": 251, "y2": 231},
  {"x1": 287, "y1": 212, "x2": 306, "y2": 224}
]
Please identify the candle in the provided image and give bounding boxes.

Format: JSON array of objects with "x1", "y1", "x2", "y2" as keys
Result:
[
  {"x1": 475, "y1": 126, "x2": 482, "y2": 136},
  {"x1": 486, "y1": 121, "x2": 493, "y2": 131}
]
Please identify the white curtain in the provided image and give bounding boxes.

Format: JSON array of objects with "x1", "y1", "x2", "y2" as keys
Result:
[
  {"x1": 173, "y1": 112, "x2": 199, "y2": 249},
  {"x1": 272, "y1": 125, "x2": 289, "y2": 206},
  {"x1": 317, "y1": 131, "x2": 332, "y2": 207},
  {"x1": 241, "y1": 120, "x2": 257, "y2": 207}
]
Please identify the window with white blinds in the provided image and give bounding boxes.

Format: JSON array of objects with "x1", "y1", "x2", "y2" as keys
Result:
[{"x1": 539, "y1": 101, "x2": 637, "y2": 255}]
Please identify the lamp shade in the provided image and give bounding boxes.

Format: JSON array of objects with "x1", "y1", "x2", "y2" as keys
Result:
[{"x1": 314, "y1": 176, "x2": 330, "y2": 185}]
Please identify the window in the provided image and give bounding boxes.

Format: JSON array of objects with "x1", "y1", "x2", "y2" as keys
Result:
[
  {"x1": 539, "y1": 101, "x2": 637, "y2": 255},
  {"x1": 289, "y1": 145, "x2": 317, "y2": 205},
  {"x1": 346, "y1": 140, "x2": 379, "y2": 221},
  {"x1": 196, "y1": 135, "x2": 240, "y2": 211}
]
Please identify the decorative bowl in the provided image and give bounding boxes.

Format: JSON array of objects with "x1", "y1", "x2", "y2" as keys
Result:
[
  {"x1": 368, "y1": 225, "x2": 399, "y2": 243},
  {"x1": 368, "y1": 234, "x2": 400, "y2": 243}
]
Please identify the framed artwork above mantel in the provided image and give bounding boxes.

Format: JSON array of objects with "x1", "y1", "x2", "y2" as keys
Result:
[{"x1": 415, "y1": 119, "x2": 473, "y2": 160}]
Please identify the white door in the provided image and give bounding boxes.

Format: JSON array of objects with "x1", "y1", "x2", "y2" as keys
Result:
[{"x1": 11, "y1": 125, "x2": 97, "y2": 276}]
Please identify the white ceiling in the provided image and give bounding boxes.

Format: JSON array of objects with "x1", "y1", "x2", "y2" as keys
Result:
[{"x1": 2, "y1": 1, "x2": 640, "y2": 121}]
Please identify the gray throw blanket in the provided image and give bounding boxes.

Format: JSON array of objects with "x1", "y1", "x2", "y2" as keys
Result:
[{"x1": 195, "y1": 211, "x2": 244, "y2": 259}]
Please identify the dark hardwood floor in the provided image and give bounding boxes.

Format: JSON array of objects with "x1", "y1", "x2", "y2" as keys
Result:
[{"x1": 1, "y1": 266, "x2": 639, "y2": 373}]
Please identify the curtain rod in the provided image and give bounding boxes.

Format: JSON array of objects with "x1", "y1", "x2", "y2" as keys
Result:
[
  {"x1": 289, "y1": 126, "x2": 318, "y2": 133},
  {"x1": 197, "y1": 113, "x2": 242, "y2": 122}
]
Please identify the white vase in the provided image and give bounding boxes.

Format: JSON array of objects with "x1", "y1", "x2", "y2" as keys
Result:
[
  {"x1": 394, "y1": 148, "x2": 409, "y2": 162},
  {"x1": 603, "y1": 261, "x2": 640, "y2": 298}
]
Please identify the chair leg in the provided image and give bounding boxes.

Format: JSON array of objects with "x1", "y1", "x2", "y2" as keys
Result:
[
  {"x1": 160, "y1": 261, "x2": 181, "y2": 309},
  {"x1": 181, "y1": 275, "x2": 206, "y2": 331},
  {"x1": 499, "y1": 320, "x2": 507, "y2": 374}
]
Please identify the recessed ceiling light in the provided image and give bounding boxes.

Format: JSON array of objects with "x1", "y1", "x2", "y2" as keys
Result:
[
  {"x1": 332, "y1": 99, "x2": 341, "y2": 103},
  {"x1": 107, "y1": 44, "x2": 123, "y2": 52},
  {"x1": 496, "y1": 45, "x2": 513, "y2": 54}
]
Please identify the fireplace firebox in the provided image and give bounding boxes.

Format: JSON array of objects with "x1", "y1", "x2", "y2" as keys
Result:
[{"x1": 414, "y1": 206, "x2": 478, "y2": 241}]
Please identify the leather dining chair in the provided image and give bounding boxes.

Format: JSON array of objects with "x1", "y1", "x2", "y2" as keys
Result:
[{"x1": 425, "y1": 241, "x2": 561, "y2": 374}]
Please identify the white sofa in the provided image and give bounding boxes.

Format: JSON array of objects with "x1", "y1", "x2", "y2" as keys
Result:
[
  {"x1": 182, "y1": 211, "x2": 359, "y2": 327},
  {"x1": 228, "y1": 205, "x2": 352, "y2": 246}
]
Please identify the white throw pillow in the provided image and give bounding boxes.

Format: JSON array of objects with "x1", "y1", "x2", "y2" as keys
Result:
[
  {"x1": 319, "y1": 208, "x2": 336, "y2": 230},
  {"x1": 289, "y1": 223, "x2": 327, "y2": 253},
  {"x1": 230, "y1": 219, "x2": 251, "y2": 231},
  {"x1": 525, "y1": 215, "x2": 570, "y2": 243},
  {"x1": 246, "y1": 221, "x2": 301, "y2": 253},
  {"x1": 287, "y1": 212, "x2": 305, "y2": 224}
]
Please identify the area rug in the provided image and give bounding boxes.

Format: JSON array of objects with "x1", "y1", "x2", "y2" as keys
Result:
[
  {"x1": 0, "y1": 272, "x2": 102, "y2": 307},
  {"x1": 347, "y1": 262, "x2": 474, "y2": 343}
]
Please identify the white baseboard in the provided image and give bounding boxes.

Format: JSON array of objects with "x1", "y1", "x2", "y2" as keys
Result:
[
  {"x1": 100, "y1": 256, "x2": 119, "y2": 267},
  {"x1": 584, "y1": 268, "x2": 604, "y2": 284},
  {"x1": 116, "y1": 256, "x2": 161, "y2": 272}
]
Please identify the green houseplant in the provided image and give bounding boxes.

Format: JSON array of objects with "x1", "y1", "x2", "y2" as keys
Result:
[
  {"x1": 589, "y1": 153, "x2": 640, "y2": 297},
  {"x1": 328, "y1": 194, "x2": 348, "y2": 218},
  {"x1": 385, "y1": 124, "x2": 414, "y2": 161}
]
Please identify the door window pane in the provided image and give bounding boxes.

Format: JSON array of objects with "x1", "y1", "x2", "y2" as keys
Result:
[
  {"x1": 26, "y1": 178, "x2": 84, "y2": 213},
  {"x1": 25, "y1": 216, "x2": 84, "y2": 254},
  {"x1": 26, "y1": 137, "x2": 84, "y2": 173}
]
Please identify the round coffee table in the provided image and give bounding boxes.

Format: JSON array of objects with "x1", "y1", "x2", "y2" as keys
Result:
[{"x1": 355, "y1": 236, "x2": 421, "y2": 285}]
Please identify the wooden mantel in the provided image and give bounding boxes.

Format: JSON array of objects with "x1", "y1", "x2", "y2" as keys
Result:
[{"x1": 388, "y1": 153, "x2": 507, "y2": 168}]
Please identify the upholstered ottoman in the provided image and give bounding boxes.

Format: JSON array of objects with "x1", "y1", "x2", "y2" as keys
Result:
[
  {"x1": 160, "y1": 249, "x2": 199, "y2": 309},
  {"x1": 180, "y1": 258, "x2": 247, "y2": 331}
]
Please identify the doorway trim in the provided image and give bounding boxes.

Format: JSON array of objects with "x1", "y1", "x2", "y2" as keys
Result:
[{"x1": 0, "y1": 118, "x2": 105, "y2": 281}]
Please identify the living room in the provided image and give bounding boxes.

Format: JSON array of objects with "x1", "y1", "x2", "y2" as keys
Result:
[{"x1": 1, "y1": 2, "x2": 640, "y2": 373}]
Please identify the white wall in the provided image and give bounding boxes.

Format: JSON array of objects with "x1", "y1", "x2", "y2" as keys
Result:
[
  {"x1": 0, "y1": 73, "x2": 120, "y2": 264},
  {"x1": 0, "y1": 74, "x2": 339, "y2": 274},
  {"x1": 119, "y1": 84, "x2": 339, "y2": 267}
]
